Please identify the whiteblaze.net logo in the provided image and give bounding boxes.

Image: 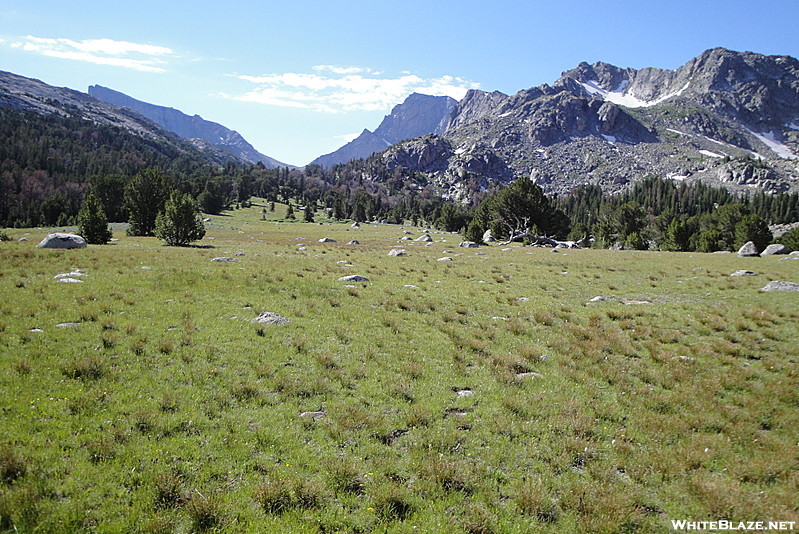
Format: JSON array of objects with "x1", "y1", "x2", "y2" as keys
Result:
[{"x1": 671, "y1": 520, "x2": 796, "y2": 531}]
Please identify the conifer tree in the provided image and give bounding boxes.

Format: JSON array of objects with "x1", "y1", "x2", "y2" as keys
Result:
[
  {"x1": 125, "y1": 169, "x2": 172, "y2": 236},
  {"x1": 77, "y1": 191, "x2": 113, "y2": 244},
  {"x1": 155, "y1": 191, "x2": 206, "y2": 246}
]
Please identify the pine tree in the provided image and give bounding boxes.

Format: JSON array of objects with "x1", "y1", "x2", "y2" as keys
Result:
[
  {"x1": 77, "y1": 191, "x2": 113, "y2": 244},
  {"x1": 303, "y1": 205, "x2": 315, "y2": 223},
  {"x1": 125, "y1": 169, "x2": 172, "y2": 236},
  {"x1": 285, "y1": 204, "x2": 296, "y2": 220},
  {"x1": 155, "y1": 191, "x2": 206, "y2": 246}
]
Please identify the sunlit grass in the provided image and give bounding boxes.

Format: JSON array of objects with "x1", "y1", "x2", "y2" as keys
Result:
[{"x1": 1, "y1": 200, "x2": 798, "y2": 532}]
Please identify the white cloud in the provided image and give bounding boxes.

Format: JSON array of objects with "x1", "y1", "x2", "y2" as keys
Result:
[
  {"x1": 10, "y1": 35, "x2": 174, "y2": 73},
  {"x1": 229, "y1": 67, "x2": 479, "y2": 113}
]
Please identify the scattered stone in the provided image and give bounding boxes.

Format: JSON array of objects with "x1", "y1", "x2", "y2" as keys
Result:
[
  {"x1": 351, "y1": 222, "x2": 360, "y2": 229},
  {"x1": 57, "y1": 277, "x2": 84, "y2": 283},
  {"x1": 437, "y1": 257, "x2": 453, "y2": 261},
  {"x1": 675, "y1": 355, "x2": 696, "y2": 361},
  {"x1": 415, "y1": 234, "x2": 433, "y2": 242},
  {"x1": 300, "y1": 411, "x2": 326, "y2": 420},
  {"x1": 18, "y1": 237, "x2": 27, "y2": 242},
  {"x1": 319, "y1": 237, "x2": 337, "y2": 243},
  {"x1": 737, "y1": 241, "x2": 759, "y2": 257},
  {"x1": 730, "y1": 270, "x2": 758, "y2": 277},
  {"x1": 761, "y1": 244, "x2": 787, "y2": 255},
  {"x1": 403, "y1": 231, "x2": 414, "y2": 235},
  {"x1": 36, "y1": 233, "x2": 86, "y2": 249},
  {"x1": 388, "y1": 249, "x2": 406, "y2": 257},
  {"x1": 589, "y1": 296, "x2": 610, "y2": 302},
  {"x1": 400, "y1": 236, "x2": 413, "y2": 241},
  {"x1": 550, "y1": 248, "x2": 560, "y2": 253},
  {"x1": 761, "y1": 281, "x2": 799, "y2": 292},
  {"x1": 516, "y1": 372, "x2": 543, "y2": 379},
  {"x1": 203, "y1": 217, "x2": 211, "y2": 222},
  {"x1": 29, "y1": 328, "x2": 44, "y2": 333},
  {"x1": 502, "y1": 248, "x2": 513, "y2": 251},
  {"x1": 250, "y1": 312, "x2": 291, "y2": 325},
  {"x1": 347, "y1": 240, "x2": 360, "y2": 245},
  {"x1": 517, "y1": 297, "x2": 531, "y2": 302},
  {"x1": 211, "y1": 257, "x2": 236, "y2": 262},
  {"x1": 54, "y1": 270, "x2": 88, "y2": 279},
  {"x1": 622, "y1": 299, "x2": 651, "y2": 305},
  {"x1": 459, "y1": 241, "x2": 479, "y2": 248},
  {"x1": 790, "y1": 251, "x2": 799, "y2": 256},
  {"x1": 404, "y1": 284, "x2": 419, "y2": 289},
  {"x1": 454, "y1": 388, "x2": 474, "y2": 397},
  {"x1": 713, "y1": 250, "x2": 731, "y2": 254},
  {"x1": 779, "y1": 256, "x2": 799, "y2": 261},
  {"x1": 55, "y1": 322, "x2": 81, "y2": 328},
  {"x1": 338, "y1": 275, "x2": 369, "y2": 282},
  {"x1": 141, "y1": 266, "x2": 152, "y2": 270},
  {"x1": 235, "y1": 252, "x2": 246, "y2": 257}
]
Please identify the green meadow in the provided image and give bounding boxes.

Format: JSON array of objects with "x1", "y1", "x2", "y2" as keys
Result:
[{"x1": 1, "y1": 201, "x2": 798, "y2": 533}]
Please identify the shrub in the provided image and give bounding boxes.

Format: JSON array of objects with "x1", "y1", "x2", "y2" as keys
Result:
[
  {"x1": 77, "y1": 191, "x2": 113, "y2": 244},
  {"x1": 155, "y1": 191, "x2": 206, "y2": 246},
  {"x1": 781, "y1": 227, "x2": 799, "y2": 252}
]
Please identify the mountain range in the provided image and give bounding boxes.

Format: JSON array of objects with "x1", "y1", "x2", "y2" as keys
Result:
[
  {"x1": 87, "y1": 85, "x2": 289, "y2": 169},
  {"x1": 309, "y1": 93, "x2": 456, "y2": 167},
  {"x1": 379, "y1": 47, "x2": 799, "y2": 199},
  {"x1": 2, "y1": 47, "x2": 798, "y2": 201}
]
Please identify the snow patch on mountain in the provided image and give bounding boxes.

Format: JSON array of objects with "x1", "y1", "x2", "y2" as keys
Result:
[
  {"x1": 746, "y1": 129, "x2": 797, "y2": 159},
  {"x1": 581, "y1": 80, "x2": 690, "y2": 108}
]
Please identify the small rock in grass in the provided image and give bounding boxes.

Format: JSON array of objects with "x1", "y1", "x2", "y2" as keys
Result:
[
  {"x1": 319, "y1": 237, "x2": 336, "y2": 243},
  {"x1": 730, "y1": 270, "x2": 758, "y2": 277},
  {"x1": 737, "y1": 241, "x2": 759, "y2": 257},
  {"x1": 388, "y1": 249, "x2": 406, "y2": 257},
  {"x1": 454, "y1": 388, "x2": 474, "y2": 397},
  {"x1": 761, "y1": 244, "x2": 787, "y2": 255},
  {"x1": 57, "y1": 277, "x2": 84, "y2": 283},
  {"x1": 29, "y1": 328, "x2": 44, "y2": 333},
  {"x1": 516, "y1": 372, "x2": 543, "y2": 379},
  {"x1": 761, "y1": 281, "x2": 799, "y2": 292},
  {"x1": 338, "y1": 275, "x2": 369, "y2": 283},
  {"x1": 251, "y1": 312, "x2": 291, "y2": 325},
  {"x1": 300, "y1": 411, "x2": 326, "y2": 420},
  {"x1": 589, "y1": 296, "x2": 610, "y2": 302},
  {"x1": 55, "y1": 322, "x2": 81, "y2": 328},
  {"x1": 437, "y1": 257, "x2": 453, "y2": 262},
  {"x1": 347, "y1": 240, "x2": 360, "y2": 245},
  {"x1": 211, "y1": 257, "x2": 236, "y2": 262},
  {"x1": 36, "y1": 233, "x2": 86, "y2": 249}
]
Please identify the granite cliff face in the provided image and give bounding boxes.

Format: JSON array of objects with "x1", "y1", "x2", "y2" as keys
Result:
[
  {"x1": 310, "y1": 93, "x2": 456, "y2": 167},
  {"x1": 88, "y1": 85, "x2": 288, "y2": 168},
  {"x1": 379, "y1": 48, "x2": 799, "y2": 200}
]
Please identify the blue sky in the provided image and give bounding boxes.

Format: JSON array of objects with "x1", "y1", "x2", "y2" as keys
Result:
[{"x1": 2, "y1": 0, "x2": 798, "y2": 166}]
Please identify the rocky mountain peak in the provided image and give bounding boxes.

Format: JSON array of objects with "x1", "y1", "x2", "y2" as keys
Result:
[{"x1": 310, "y1": 93, "x2": 456, "y2": 167}]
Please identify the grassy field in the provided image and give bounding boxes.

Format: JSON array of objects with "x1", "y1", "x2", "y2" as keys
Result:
[{"x1": 1, "y1": 200, "x2": 798, "y2": 533}]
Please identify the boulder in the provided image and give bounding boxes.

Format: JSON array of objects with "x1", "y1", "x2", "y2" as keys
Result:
[
  {"x1": 388, "y1": 248, "x2": 407, "y2": 257},
  {"x1": 211, "y1": 257, "x2": 236, "y2": 262},
  {"x1": 459, "y1": 241, "x2": 479, "y2": 248},
  {"x1": 36, "y1": 233, "x2": 86, "y2": 249},
  {"x1": 346, "y1": 240, "x2": 360, "y2": 245},
  {"x1": 730, "y1": 270, "x2": 758, "y2": 277},
  {"x1": 351, "y1": 222, "x2": 360, "y2": 229},
  {"x1": 761, "y1": 244, "x2": 787, "y2": 255},
  {"x1": 482, "y1": 229, "x2": 495, "y2": 243},
  {"x1": 737, "y1": 241, "x2": 759, "y2": 257},
  {"x1": 338, "y1": 275, "x2": 369, "y2": 283},
  {"x1": 251, "y1": 312, "x2": 291, "y2": 325},
  {"x1": 415, "y1": 234, "x2": 433, "y2": 242},
  {"x1": 761, "y1": 281, "x2": 799, "y2": 292},
  {"x1": 319, "y1": 237, "x2": 337, "y2": 243}
]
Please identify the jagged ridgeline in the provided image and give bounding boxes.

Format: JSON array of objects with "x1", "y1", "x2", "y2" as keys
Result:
[{"x1": 2, "y1": 47, "x2": 799, "y2": 232}]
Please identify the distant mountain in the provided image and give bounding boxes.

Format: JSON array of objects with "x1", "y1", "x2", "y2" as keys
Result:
[
  {"x1": 310, "y1": 93, "x2": 456, "y2": 167},
  {"x1": 378, "y1": 48, "x2": 799, "y2": 200},
  {"x1": 88, "y1": 85, "x2": 289, "y2": 169}
]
